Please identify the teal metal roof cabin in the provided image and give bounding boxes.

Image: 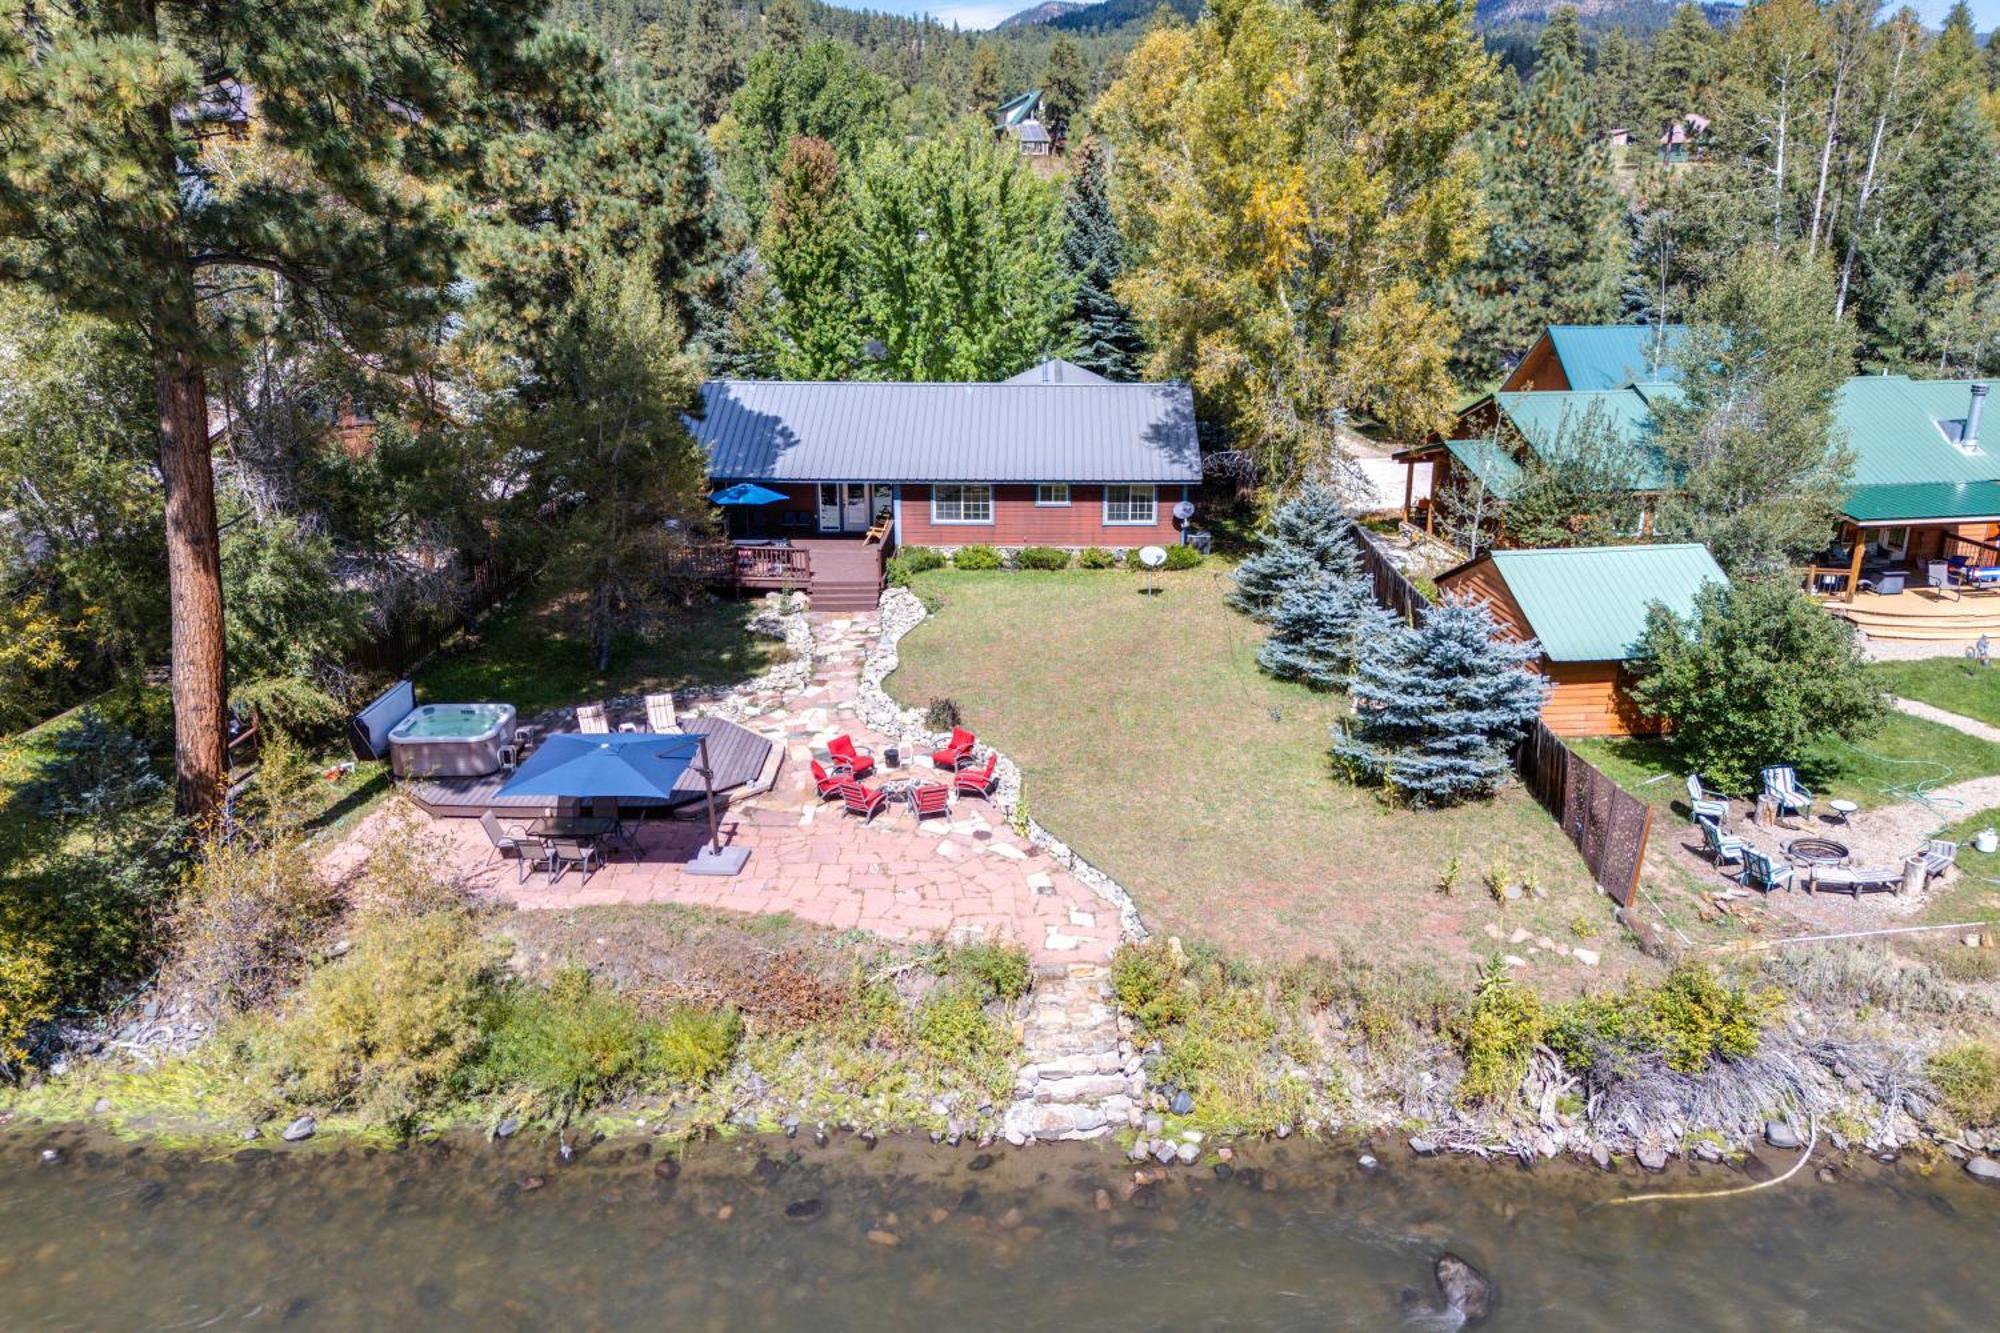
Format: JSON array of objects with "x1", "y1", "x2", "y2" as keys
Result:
[{"x1": 1502, "y1": 324, "x2": 1687, "y2": 392}]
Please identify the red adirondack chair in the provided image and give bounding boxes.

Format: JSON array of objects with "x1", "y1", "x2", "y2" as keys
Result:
[
  {"x1": 908, "y1": 781, "x2": 951, "y2": 823},
  {"x1": 839, "y1": 779, "x2": 888, "y2": 823},
  {"x1": 828, "y1": 734, "x2": 875, "y2": 780},
  {"x1": 931, "y1": 726, "x2": 976, "y2": 770},
  {"x1": 954, "y1": 753, "x2": 999, "y2": 801},
  {"x1": 810, "y1": 759, "x2": 843, "y2": 800}
]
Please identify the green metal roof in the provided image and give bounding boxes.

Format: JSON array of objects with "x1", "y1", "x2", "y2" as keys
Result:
[
  {"x1": 1443, "y1": 438, "x2": 1524, "y2": 498},
  {"x1": 1545, "y1": 324, "x2": 1686, "y2": 390},
  {"x1": 1480, "y1": 543, "x2": 1728, "y2": 663},
  {"x1": 1835, "y1": 376, "x2": 1995, "y2": 488},
  {"x1": 1842, "y1": 481, "x2": 2000, "y2": 524},
  {"x1": 1492, "y1": 388, "x2": 1671, "y2": 490}
]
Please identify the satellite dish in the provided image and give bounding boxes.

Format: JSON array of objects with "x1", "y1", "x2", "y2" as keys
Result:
[
  {"x1": 1173, "y1": 499, "x2": 1196, "y2": 522},
  {"x1": 1138, "y1": 546, "x2": 1167, "y2": 568}
]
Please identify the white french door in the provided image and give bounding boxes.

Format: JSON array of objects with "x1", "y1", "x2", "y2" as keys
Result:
[{"x1": 820, "y1": 482, "x2": 876, "y2": 533}]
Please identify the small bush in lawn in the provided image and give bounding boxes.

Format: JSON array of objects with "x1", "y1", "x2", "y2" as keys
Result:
[
  {"x1": 944, "y1": 941, "x2": 1032, "y2": 1002},
  {"x1": 1927, "y1": 1040, "x2": 2000, "y2": 1128},
  {"x1": 1015, "y1": 545, "x2": 1070, "y2": 570},
  {"x1": 886, "y1": 546, "x2": 946, "y2": 587},
  {"x1": 952, "y1": 544, "x2": 1002, "y2": 571},
  {"x1": 1456, "y1": 958, "x2": 1545, "y2": 1105},
  {"x1": 1078, "y1": 547, "x2": 1118, "y2": 569},
  {"x1": 923, "y1": 696, "x2": 963, "y2": 731},
  {"x1": 1162, "y1": 543, "x2": 1203, "y2": 570},
  {"x1": 914, "y1": 984, "x2": 1002, "y2": 1063}
]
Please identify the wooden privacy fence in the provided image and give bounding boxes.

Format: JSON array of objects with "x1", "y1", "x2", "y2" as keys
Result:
[{"x1": 1346, "y1": 523, "x2": 1652, "y2": 906}]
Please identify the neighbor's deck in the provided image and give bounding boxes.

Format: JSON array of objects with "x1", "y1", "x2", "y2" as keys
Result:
[
  {"x1": 404, "y1": 715, "x2": 776, "y2": 818},
  {"x1": 1822, "y1": 586, "x2": 2000, "y2": 642}
]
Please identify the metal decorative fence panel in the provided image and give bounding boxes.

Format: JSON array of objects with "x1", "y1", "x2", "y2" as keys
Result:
[{"x1": 1347, "y1": 524, "x2": 1651, "y2": 906}]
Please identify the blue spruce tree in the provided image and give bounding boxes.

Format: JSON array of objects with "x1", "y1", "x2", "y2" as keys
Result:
[
  {"x1": 1257, "y1": 567, "x2": 1401, "y2": 690},
  {"x1": 1229, "y1": 483, "x2": 1355, "y2": 619},
  {"x1": 1331, "y1": 595, "x2": 1547, "y2": 806}
]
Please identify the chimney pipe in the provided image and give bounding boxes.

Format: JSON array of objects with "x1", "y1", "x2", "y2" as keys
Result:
[{"x1": 1970, "y1": 383, "x2": 1990, "y2": 448}]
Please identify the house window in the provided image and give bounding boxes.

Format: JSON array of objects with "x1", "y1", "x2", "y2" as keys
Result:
[
  {"x1": 931, "y1": 483, "x2": 993, "y2": 525},
  {"x1": 1036, "y1": 483, "x2": 1071, "y2": 507},
  {"x1": 1103, "y1": 484, "x2": 1157, "y2": 525}
]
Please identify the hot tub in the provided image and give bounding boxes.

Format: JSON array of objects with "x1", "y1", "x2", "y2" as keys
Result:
[{"x1": 388, "y1": 703, "x2": 517, "y2": 779}]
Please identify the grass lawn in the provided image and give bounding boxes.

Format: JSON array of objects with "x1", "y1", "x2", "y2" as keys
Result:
[
  {"x1": 1572, "y1": 710, "x2": 2000, "y2": 820},
  {"x1": 889, "y1": 566, "x2": 1632, "y2": 985},
  {"x1": 1873, "y1": 657, "x2": 2000, "y2": 729},
  {"x1": 416, "y1": 585, "x2": 783, "y2": 716}
]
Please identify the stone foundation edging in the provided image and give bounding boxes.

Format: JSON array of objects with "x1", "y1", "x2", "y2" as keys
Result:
[{"x1": 857, "y1": 586, "x2": 1149, "y2": 944}]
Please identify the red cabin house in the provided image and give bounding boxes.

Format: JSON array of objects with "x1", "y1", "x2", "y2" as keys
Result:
[{"x1": 680, "y1": 359, "x2": 1201, "y2": 608}]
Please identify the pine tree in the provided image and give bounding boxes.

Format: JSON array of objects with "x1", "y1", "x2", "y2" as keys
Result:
[
  {"x1": 1332, "y1": 597, "x2": 1547, "y2": 808},
  {"x1": 1256, "y1": 570, "x2": 1400, "y2": 691},
  {"x1": 0, "y1": 2, "x2": 546, "y2": 822},
  {"x1": 1228, "y1": 484, "x2": 1354, "y2": 619},
  {"x1": 1041, "y1": 35, "x2": 1091, "y2": 140},
  {"x1": 1642, "y1": 3, "x2": 1723, "y2": 135},
  {"x1": 750, "y1": 137, "x2": 865, "y2": 379},
  {"x1": 970, "y1": 42, "x2": 1004, "y2": 117},
  {"x1": 1457, "y1": 9, "x2": 1628, "y2": 378},
  {"x1": 671, "y1": 0, "x2": 744, "y2": 126},
  {"x1": 1058, "y1": 140, "x2": 1144, "y2": 380}
]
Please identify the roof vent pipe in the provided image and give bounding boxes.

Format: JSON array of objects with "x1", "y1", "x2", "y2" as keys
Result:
[{"x1": 1970, "y1": 383, "x2": 1990, "y2": 449}]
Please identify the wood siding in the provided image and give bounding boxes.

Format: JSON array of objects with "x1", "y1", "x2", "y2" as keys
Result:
[
  {"x1": 899, "y1": 483, "x2": 1186, "y2": 548},
  {"x1": 1437, "y1": 555, "x2": 1657, "y2": 737},
  {"x1": 1500, "y1": 334, "x2": 1570, "y2": 392}
]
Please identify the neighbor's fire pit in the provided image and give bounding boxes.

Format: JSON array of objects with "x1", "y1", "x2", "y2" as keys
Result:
[{"x1": 1785, "y1": 837, "x2": 1850, "y2": 866}]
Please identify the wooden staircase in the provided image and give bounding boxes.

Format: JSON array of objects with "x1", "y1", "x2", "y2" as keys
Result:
[
  {"x1": 802, "y1": 539, "x2": 885, "y2": 613},
  {"x1": 1828, "y1": 589, "x2": 2000, "y2": 643}
]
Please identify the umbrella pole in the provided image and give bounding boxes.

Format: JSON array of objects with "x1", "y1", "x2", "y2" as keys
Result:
[{"x1": 697, "y1": 734, "x2": 721, "y2": 856}]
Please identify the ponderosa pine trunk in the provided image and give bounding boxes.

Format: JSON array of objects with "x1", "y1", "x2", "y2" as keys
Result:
[{"x1": 153, "y1": 332, "x2": 230, "y2": 825}]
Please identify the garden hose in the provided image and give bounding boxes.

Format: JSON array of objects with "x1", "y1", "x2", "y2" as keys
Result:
[
  {"x1": 1597, "y1": 1116, "x2": 1816, "y2": 1208},
  {"x1": 1824, "y1": 737, "x2": 1963, "y2": 815}
]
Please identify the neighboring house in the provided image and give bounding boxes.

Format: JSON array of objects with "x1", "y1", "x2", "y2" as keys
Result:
[
  {"x1": 1659, "y1": 113, "x2": 1710, "y2": 163},
  {"x1": 1501, "y1": 324, "x2": 1687, "y2": 394},
  {"x1": 1015, "y1": 118, "x2": 1053, "y2": 156},
  {"x1": 1436, "y1": 543, "x2": 1727, "y2": 737},
  {"x1": 681, "y1": 360, "x2": 1201, "y2": 606}
]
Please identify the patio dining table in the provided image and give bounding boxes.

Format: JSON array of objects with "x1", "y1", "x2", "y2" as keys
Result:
[{"x1": 527, "y1": 815, "x2": 615, "y2": 841}]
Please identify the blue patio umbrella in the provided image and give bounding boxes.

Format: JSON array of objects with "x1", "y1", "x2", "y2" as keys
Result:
[
  {"x1": 709, "y1": 482, "x2": 789, "y2": 506},
  {"x1": 497, "y1": 732, "x2": 748, "y2": 874}
]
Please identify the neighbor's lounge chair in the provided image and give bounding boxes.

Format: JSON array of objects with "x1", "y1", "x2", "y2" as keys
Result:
[
  {"x1": 480, "y1": 812, "x2": 537, "y2": 884},
  {"x1": 828, "y1": 734, "x2": 875, "y2": 780},
  {"x1": 1690, "y1": 798, "x2": 1730, "y2": 826},
  {"x1": 576, "y1": 703, "x2": 610, "y2": 734},
  {"x1": 544, "y1": 836, "x2": 599, "y2": 885},
  {"x1": 1761, "y1": 765, "x2": 1814, "y2": 821},
  {"x1": 644, "y1": 692, "x2": 680, "y2": 733},
  {"x1": 839, "y1": 779, "x2": 888, "y2": 824},
  {"x1": 954, "y1": 753, "x2": 1000, "y2": 802},
  {"x1": 1700, "y1": 816, "x2": 1747, "y2": 872},
  {"x1": 932, "y1": 726, "x2": 977, "y2": 771},
  {"x1": 908, "y1": 781, "x2": 951, "y2": 824},
  {"x1": 810, "y1": 759, "x2": 844, "y2": 800},
  {"x1": 1741, "y1": 848, "x2": 1795, "y2": 894},
  {"x1": 1686, "y1": 773, "x2": 1721, "y2": 806}
]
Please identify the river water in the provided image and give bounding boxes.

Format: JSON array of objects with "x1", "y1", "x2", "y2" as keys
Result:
[{"x1": 2, "y1": 1127, "x2": 1995, "y2": 1330}]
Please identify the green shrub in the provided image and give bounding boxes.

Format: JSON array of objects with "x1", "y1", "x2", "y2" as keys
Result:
[
  {"x1": 1110, "y1": 939, "x2": 1190, "y2": 1033},
  {"x1": 1015, "y1": 546, "x2": 1070, "y2": 570},
  {"x1": 1078, "y1": 547, "x2": 1118, "y2": 569},
  {"x1": 945, "y1": 941, "x2": 1032, "y2": 1002},
  {"x1": 913, "y1": 985, "x2": 1002, "y2": 1063},
  {"x1": 472, "y1": 967, "x2": 742, "y2": 1115},
  {"x1": 952, "y1": 544, "x2": 1002, "y2": 571},
  {"x1": 1457, "y1": 959, "x2": 1545, "y2": 1105},
  {"x1": 1927, "y1": 1041, "x2": 2000, "y2": 1128},
  {"x1": 886, "y1": 546, "x2": 947, "y2": 587},
  {"x1": 1548, "y1": 964, "x2": 1769, "y2": 1076},
  {"x1": 923, "y1": 696, "x2": 962, "y2": 732},
  {"x1": 270, "y1": 910, "x2": 503, "y2": 1125},
  {"x1": 1162, "y1": 543, "x2": 1203, "y2": 570}
]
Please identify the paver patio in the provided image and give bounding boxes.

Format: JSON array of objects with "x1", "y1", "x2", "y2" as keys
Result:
[{"x1": 337, "y1": 611, "x2": 1119, "y2": 966}]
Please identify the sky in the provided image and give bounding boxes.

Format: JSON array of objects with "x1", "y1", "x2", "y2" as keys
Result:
[{"x1": 832, "y1": 1, "x2": 2000, "y2": 35}]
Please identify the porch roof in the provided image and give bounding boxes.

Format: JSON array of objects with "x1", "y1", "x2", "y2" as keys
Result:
[{"x1": 1842, "y1": 480, "x2": 2000, "y2": 525}]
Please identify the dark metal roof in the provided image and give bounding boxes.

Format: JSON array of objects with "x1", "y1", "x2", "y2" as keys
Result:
[{"x1": 691, "y1": 379, "x2": 1201, "y2": 484}]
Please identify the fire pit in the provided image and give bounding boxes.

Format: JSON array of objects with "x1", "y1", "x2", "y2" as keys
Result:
[{"x1": 1785, "y1": 837, "x2": 1850, "y2": 866}]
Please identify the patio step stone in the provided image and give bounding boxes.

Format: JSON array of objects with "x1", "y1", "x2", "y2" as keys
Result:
[{"x1": 1003, "y1": 963, "x2": 1140, "y2": 1144}]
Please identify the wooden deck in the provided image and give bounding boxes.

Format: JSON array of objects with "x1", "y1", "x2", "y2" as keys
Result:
[
  {"x1": 664, "y1": 538, "x2": 884, "y2": 610},
  {"x1": 404, "y1": 715, "x2": 776, "y2": 819},
  {"x1": 1823, "y1": 586, "x2": 2000, "y2": 642}
]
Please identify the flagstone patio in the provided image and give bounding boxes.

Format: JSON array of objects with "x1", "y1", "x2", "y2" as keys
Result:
[{"x1": 340, "y1": 611, "x2": 1120, "y2": 966}]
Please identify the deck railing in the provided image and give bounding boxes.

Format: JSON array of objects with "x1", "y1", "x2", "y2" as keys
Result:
[{"x1": 664, "y1": 542, "x2": 812, "y2": 590}]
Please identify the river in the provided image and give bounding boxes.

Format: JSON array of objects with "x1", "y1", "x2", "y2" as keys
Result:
[{"x1": 2, "y1": 1127, "x2": 1995, "y2": 1329}]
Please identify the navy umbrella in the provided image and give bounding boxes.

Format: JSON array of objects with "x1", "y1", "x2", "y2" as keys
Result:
[{"x1": 497, "y1": 732, "x2": 746, "y2": 875}]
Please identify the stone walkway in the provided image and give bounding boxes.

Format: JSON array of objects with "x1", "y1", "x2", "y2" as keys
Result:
[
  {"x1": 1003, "y1": 961, "x2": 1140, "y2": 1142},
  {"x1": 338, "y1": 610, "x2": 1121, "y2": 967},
  {"x1": 1892, "y1": 696, "x2": 2000, "y2": 746}
]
